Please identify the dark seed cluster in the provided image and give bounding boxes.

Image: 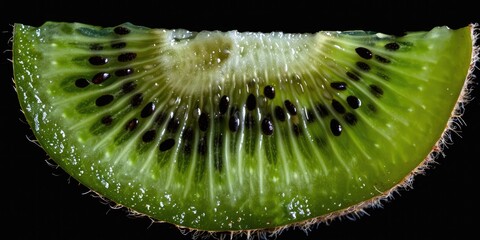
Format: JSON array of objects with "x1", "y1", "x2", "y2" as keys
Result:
[
  {"x1": 355, "y1": 46, "x2": 392, "y2": 64},
  {"x1": 74, "y1": 26, "x2": 137, "y2": 91},
  {"x1": 78, "y1": 25, "x2": 197, "y2": 155},
  {"x1": 318, "y1": 44, "x2": 392, "y2": 136},
  {"x1": 76, "y1": 24, "x2": 391, "y2": 160}
]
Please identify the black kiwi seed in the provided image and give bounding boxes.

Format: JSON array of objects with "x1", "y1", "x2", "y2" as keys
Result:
[
  {"x1": 131, "y1": 93, "x2": 143, "y2": 107},
  {"x1": 305, "y1": 109, "x2": 316, "y2": 123},
  {"x1": 330, "y1": 119, "x2": 342, "y2": 136},
  {"x1": 356, "y1": 62, "x2": 371, "y2": 71},
  {"x1": 344, "y1": 113, "x2": 358, "y2": 125},
  {"x1": 167, "y1": 117, "x2": 180, "y2": 133},
  {"x1": 264, "y1": 85, "x2": 275, "y2": 99},
  {"x1": 330, "y1": 82, "x2": 347, "y2": 90},
  {"x1": 142, "y1": 130, "x2": 156, "y2": 142},
  {"x1": 375, "y1": 55, "x2": 391, "y2": 63},
  {"x1": 274, "y1": 106, "x2": 286, "y2": 121},
  {"x1": 89, "y1": 56, "x2": 109, "y2": 65},
  {"x1": 199, "y1": 112, "x2": 209, "y2": 131},
  {"x1": 346, "y1": 71, "x2": 360, "y2": 81},
  {"x1": 331, "y1": 99, "x2": 346, "y2": 114},
  {"x1": 101, "y1": 115, "x2": 113, "y2": 125},
  {"x1": 246, "y1": 94, "x2": 257, "y2": 110},
  {"x1": 385, "y1": 42, "x2": 400, "y2": 51},
  {"x1": 284, "y1": 100, "x2": 297, "y2": 115},
  {"x1": 219, "y1": 95, "x2": 229, "y2": 114},
  {"x1": 141, "y1": 102, "x2": 156, "y2": 118},
  {"x1": 122, "y1": 81, "x2": 136, "y2": 93},
  {"x1": 159, "y1": 138, "x2": 175, "y2": 152},
  {"x1": 75, "y1": 78, "x2": 89, "y2": 88},
  {"x1": 229, "y1": 112, "x2": 240, "y2": 132},
  {"x1": 370, "y1": 84, "x2": 384, "y2": 97},
  {"x1": 118, "y1": 52, "x2": 137, "y2": 62},
  {"x1": 316, "y1": 103, "x2": 329, "y2": 117},
  {"x1": 115, "y1": 68, "x2": 134, "y2": 77},
  {"x1": 114, "y1": 26, "x2": 130, "y2": 35},
  {"x1": 261, "y1": 117, "x2": 274, "y2": 135},
  {"x1": 355, "y1": 47, "x2": 373, "y2": 59},
  {"x1": 347, "y1": 95, "x2": 361, "y2": 109},
  {"x1": 111, "y1": 42, "x2": 127, "y2": 49},
  {"x1": 95, "y1": 94, "x2": 114, "y2": 107},
  {"x1": 92, "y1": 72, "x2": 111, "y2": 84},
  {"x1": 125, "y1": 118, "x2": 139, "y2": 131},
  {"x1": 90, "y1": 43, "x2": 103, "y2": 51},
  {"x1": 292, "y1": 124, "x2": 301, "y2": 136}
]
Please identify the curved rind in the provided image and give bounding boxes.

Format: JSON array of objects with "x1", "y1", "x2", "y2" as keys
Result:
[{"x1": 13, "y1": 22, "x2": 476, "y2": 231}]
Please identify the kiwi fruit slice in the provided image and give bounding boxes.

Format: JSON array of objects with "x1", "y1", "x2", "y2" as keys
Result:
[{"x1": 12, "y1": 22, "x2": 477, "y2": 233}]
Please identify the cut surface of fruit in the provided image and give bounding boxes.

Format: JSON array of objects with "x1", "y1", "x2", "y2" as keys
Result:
[{"x1": 13, "y1": 22, "x2": 477, "y2": 231}]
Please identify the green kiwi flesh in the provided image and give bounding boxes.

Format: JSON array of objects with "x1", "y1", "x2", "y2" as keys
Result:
[{"x1": 13, "y1": 22, "x2": 476, "y2": 231}]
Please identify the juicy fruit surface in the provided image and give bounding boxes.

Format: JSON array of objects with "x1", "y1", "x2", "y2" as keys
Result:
[{"x1": 13, "y1": 22, "x2": 473, "y2": 230}]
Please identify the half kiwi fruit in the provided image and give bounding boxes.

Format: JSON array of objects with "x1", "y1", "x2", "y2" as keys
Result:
[{"x1": 12, "y1": 22, "x2": 478, "y2": 233}]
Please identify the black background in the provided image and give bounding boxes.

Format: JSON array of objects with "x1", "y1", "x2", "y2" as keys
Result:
[{"x1": 1, "y1": 1, "x2": 478, "y2": 239}]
